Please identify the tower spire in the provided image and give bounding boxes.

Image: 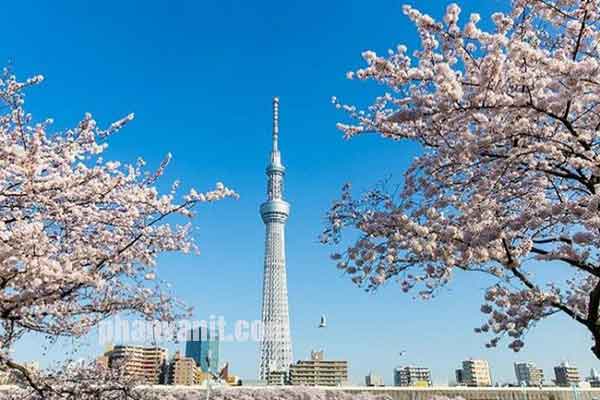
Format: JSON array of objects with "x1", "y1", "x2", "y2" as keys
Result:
[
  {"x1": 269, "y1": 97, "x2": 282, "y2": 169},
  {"x1": 272, "y1": 96, "x2": 279, "y2": 153}
]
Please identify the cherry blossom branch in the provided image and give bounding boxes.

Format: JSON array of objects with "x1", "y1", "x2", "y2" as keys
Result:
[{"x1": 325, "y1": 0, "x2": 600, "y2": 356}]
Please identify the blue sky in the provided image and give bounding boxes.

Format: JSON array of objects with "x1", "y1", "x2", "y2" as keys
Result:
[{"x1": 4, "y1": 0, "x2": 598, "y2": 385}]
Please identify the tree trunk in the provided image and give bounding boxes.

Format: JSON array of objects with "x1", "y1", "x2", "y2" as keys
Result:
[{"x1": 591, "y1": 326, "x2": 600, "y2": 359}]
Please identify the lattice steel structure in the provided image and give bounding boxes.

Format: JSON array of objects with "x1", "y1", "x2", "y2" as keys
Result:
[{"x1": 259, "y1": 97, "x2": 293, "y2": 380}]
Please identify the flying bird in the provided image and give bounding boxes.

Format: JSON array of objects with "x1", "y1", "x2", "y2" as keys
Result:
[{"x1": 319, "y1": 314, "x2": 327, "y2": 328}]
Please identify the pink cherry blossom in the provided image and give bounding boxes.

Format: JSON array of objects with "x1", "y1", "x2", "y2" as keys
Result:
[
  {"x1": 0, "y1": 69, "x2": 236, "y2": 394},
  {"x1": 323, "y1": 0, "x2": 600, "y2": 358}
]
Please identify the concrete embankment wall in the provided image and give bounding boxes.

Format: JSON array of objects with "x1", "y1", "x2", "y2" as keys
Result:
[
  {"x1": 2, "y1": 384, "x2": 599, "y2": 400},
  {"x1": 337, "y1": 387, "x2": 600, "y2": 400}
]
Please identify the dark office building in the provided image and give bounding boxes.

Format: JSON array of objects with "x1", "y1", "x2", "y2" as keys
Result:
[{"x1": 185, "y1": 326, "x2": 219, "y2": 374}]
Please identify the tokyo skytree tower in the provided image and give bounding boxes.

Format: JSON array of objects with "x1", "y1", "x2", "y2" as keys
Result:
[{"x1": 259, "y1": 97, "x2": 293, "y2": 380}]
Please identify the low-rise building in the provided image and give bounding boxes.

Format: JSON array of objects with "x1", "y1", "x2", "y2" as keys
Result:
[
  {"x1": 554, "y1": 362, "x2": 581, "y2": 387},
  {"x1": 239, "y1": 379, "x2": 268, "y2": 386},
  {"x1": 96, "y1": 355, "x2": 109, "y2": 369},
  {"x1": 288, "y1": 350, "x2": 348, "y2": 386},
  {"x1": 365, "y1": 371, "x2": 384, "y2": 387},
  {"x1": 587, "y1": 369, "x2": 600, "y2": 388},
  {"x1": 167, "y1": 351, "x2": 207, "y2": 385},
  {"x1": 266, "y1": 370, "x2": 287, "y2": 386},
  {"x1": 96, "y1": 345, "x2": 114, "y2": 369},
  {"x1": 226, "y1": 375, "x2": 241, "y2": 386},
  {"x1": 394, "y1": 366, "x2": 432, "y2": 387}
]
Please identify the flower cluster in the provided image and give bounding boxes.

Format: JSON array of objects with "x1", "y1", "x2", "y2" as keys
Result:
[
  {"x1": 324, "y1": 0, "x2": 600, "y2": 356},
  {"x1": 0, "y1": 70, "x2": 236, "y2": 388},
  {"x1": 6, "y1": 379, "x2": 397, "y2": 400},
  {"x1": 4, "y1": 359, "x2": 146, "y2": 400}
]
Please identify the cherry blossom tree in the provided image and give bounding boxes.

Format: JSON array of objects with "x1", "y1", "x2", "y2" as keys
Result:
[
  {"x1": 6, "y1": 360, "x2": 147, "y2": 400},
  {"x1": 323, "y1": 0, "x2": 600, "y2": 357},
  {"x1": 0, "y1": 70, "x2": 236, "y2": 397}
]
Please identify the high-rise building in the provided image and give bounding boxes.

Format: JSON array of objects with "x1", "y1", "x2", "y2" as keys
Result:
[
  {"x1": 167, "y1": 351, "x2": 207, "y2": 386},
  {"x1": 554, "y1": 362, "x2": 581, "y2": 387},
  {"x1": 514, "y1": 362, "x2": 544, "y2": 387},
  {"x1": 459, "y1": 359, "x2": 492, "y2": 387},
  {"x1": 394, "y1": 366, "x2": 432, "y2": 387},
  {"x1": 106, "y1": 345, "x2": 168, "y2": 384},
  {"x1": 365, "y1": 371, "x2": 385, "y2": 387},
  {"x1": 185, "y1": 326, "x2": 219, "y2": 375},
  {"x1": 288, "y1": 350, "x2": 348, "y2": 387},
  {"x1": 259, "y1": 97, "x2": 293, "y2": 380}
]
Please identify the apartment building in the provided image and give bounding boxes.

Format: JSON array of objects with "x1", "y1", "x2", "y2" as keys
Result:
[
  {"x1": 106, "y1": 345, "x2": 168, "y2": 384},
  {"x1": 167, "y1": 351, "x2": 207, "y2": 385},
  {"x1": 394, "y1": 366, "x2": 432, "y2": 387},
  {"x1": 288, "y1": 350, "x2": 348, "y2": 386},
  {"x1": 554, "y1": 362, "x2": 581, "y2": 387},
  {"x1": 514, "y1": 362, "x2": 544, "y2": 387},
  {"x1": 459, "y1": 359, "x2": 492, "y2": 387},
  {"x1": 365, "y1": 371, "x2": 385, "y2": 387}
]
